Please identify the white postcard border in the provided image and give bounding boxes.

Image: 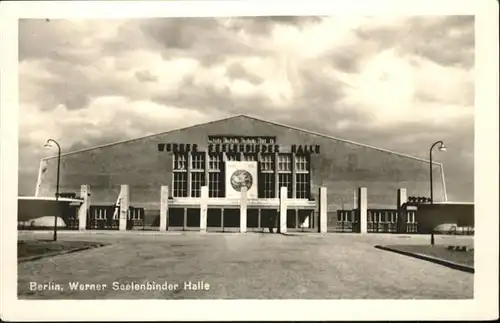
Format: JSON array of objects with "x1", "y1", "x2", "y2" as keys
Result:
[{"x1": 1, "y1": 0, "x2": 498, "y2": 321}]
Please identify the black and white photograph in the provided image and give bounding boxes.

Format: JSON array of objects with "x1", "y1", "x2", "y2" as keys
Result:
[{"x1": 1, "y1": 0, "x2": 498, "y2": 321}]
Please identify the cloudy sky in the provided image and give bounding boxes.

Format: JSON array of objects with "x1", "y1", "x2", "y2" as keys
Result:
[{"x1": 18, "y1": 16, "x2": 474, "y2": 201}]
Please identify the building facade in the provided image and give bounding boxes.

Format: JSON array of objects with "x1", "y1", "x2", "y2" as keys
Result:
[{"x1": 35, "y1": 115, "x2": 447, "y2": 230}]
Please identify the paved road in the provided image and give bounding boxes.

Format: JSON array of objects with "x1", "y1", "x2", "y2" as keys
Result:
[{"x1": 18, "y1": 231, "x2": 474, "y2": 299}]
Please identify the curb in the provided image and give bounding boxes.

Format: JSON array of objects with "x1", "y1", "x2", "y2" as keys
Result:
[
  {"x1": 18, "y1": 244, "x2": 108, "y2": 263},
  {"x1": 374, "y1": 245, "x2": 474, "y2": 274}
]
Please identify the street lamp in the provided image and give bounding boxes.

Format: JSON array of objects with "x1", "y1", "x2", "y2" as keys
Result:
[
  {"x1": 44, "y1": 139, "x2": 61, "y2": 241},
  {"x1": 429, "y1": 140, "x2": 446, "y2": 204}
]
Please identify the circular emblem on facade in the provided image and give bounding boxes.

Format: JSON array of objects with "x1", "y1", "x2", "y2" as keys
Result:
[{"x1": 230, "y1": 169, "x2": 253, "y2": 192}]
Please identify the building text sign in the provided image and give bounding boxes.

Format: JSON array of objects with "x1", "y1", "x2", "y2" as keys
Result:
[
  {"x1": 158, "y1": 136, "x2": 320, "y2": 154},
  {"x1": 208, "y1": 136, "x2": 276, "y2": 144}
]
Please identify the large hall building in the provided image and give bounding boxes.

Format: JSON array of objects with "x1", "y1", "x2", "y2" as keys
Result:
[{"x1": 34, "y1": 115, "x2": 447, "y2": 231}]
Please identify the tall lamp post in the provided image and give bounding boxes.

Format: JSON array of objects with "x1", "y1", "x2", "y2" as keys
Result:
[
  {"x1": 429, "y1": 140, "x2": 446, "y2": 204},
  {"x1": 44, "y1": 139, "x2": 61, "y2": 241}
]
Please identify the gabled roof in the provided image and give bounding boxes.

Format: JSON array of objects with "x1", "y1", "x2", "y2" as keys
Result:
[{"x1": 42, "y1": 114, "x2": 442, "y2": 166}]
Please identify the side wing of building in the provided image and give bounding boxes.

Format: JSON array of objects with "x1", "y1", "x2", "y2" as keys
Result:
[{"x1": 36, "y1": 115, "x2": 446, "y2": 210}]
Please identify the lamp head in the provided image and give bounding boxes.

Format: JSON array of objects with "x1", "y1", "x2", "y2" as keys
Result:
[
  {"x1": 438, "y1": 143, "x2": 446, "y2": 152},
  {"x1": 44, "y1": 141, "x2": 52, "y2": 148}
]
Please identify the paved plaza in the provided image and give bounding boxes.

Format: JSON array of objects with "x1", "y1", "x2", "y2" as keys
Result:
[{"x1": 18, "y1": 231, "x2": 474, "y2": 299}]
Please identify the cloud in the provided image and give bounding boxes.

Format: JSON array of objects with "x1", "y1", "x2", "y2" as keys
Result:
[
  {"x1": 19, "y1": 19, "x2": 125, "y2": 65},
  {"x1": 137, "y1": 18, "x2": 261, "y2": 66},
  {"x1": 337, "y1": 49, "x2": 474, "y2": 125},
  {"x1": 18, "y1": 16, "x2": 474, "y2": 201},
  {"x1": 135, "y1": 70, "x2": 158, "y2": 83},
  {"x1": 20, "y1": 96, "x2": 212, "y2": 149},
  {"x1": 355, "y1": 15, "x2": 474, "y2": 68},
  {"x1": 223, "y1": 16, "x2": 324, "y2": 35}
]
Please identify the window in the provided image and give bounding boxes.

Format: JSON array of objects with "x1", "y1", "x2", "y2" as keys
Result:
[
  {"x1": 277, "y1": 154, "x2": 292, "y2": 198},
  {"x1": 296, "y1": 173, "x2": 310, "y2": 199},
  {"x1": 191, "y1": 153, "x2": 205, "y2": 170},
  {"x1": 173, "y1": 172, "x2": 188, "y2": 197},
  {"x1": 258, "y1": 172, "x2": 275, "y2": 198},
  {"x1": 259, "y1": 154, "x2": 274, "y2": 172},
  {"x1": 242, "y1": 153, "x2": 257, "y2": 161},
  {"x1": 173, "y1": 153, "x2": 188, "y2": 197},
  {"x1": 208, "y1": 153, "x2": 222, "y2": 197},
  {"x1": 278, "y1": 173, "x2": 292, "y2": 198},
  {"x1": 226, "y1": 153, "x2": 240, "y2": 161},
  {"x1": 295, "y1": 154, "x2": 308, "y2": 172},
  {"x1": 258, "y1": 154, "x2": 275, "y2": 198},
  {"x1": 189, "y1": 152, "x2": 206, "y2": 197},
  {"x1": 278, "y1": 154, "x2": 291, "y2": 172},
  {"x1": 174, "y1": 153, "x2": 187, "y2": 170},
  {"x1": 191, "y1": 172, "x2": 205, "y2": 198},
  {"x1": 209, "y1": 153, "x2": 221, "y2": 171},
  {"x1": 209, "y1": 172, "x2": 221, "y2": 197}
]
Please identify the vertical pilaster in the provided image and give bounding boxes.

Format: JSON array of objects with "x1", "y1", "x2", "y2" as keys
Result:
[
  {"x1": 319, "y1": 186, "x2": 327, "y2": 233},
  {"x1": 308, "y1": 154, "x2": 313, "y2": 200},
  {"x1": 204, "y1": 150, "x2": 209, "y2": 187},
  {"x1": 78, "y1": 185, "x2": 90, "y2": 230},
  {"x1": 397, "y1": 188, "x2": 408, "y2": 233},
  {"x1": 274, "y1": 152, "x2": 279, "y2": 199},
  {"x1": 119, "y1": 185, "x2": 129, "y2": 231},
  {"x1": 187, "y1": 152, "x2": 192, "y2": 198},
  {"x1": 222, "y1": 152, "x2": 227, "y2": 200},
  {"x1": 292, "y1": 153, "x2": 297, "y2": 199},
  {"x1": 295, "y1": 208, "x2": 299, "y2": 229},
  {"x1": 257, "y1": 208, "x2": 262, "y2": 230},
  {"x1": 183, "y1": 208, "x2": 187, "y2": 231},
  {"x1": 221, "y1": 208, "x2": 225, "y2": 232},
  {"x1": 279, "y1": 186, "x2": 287, "y2": 233},
  {"x1": 200, "y1": 186, "x2": 208, "y2": 232},
  {"x1": 171, "y1": 156, "x2": 175, "y2": 197},
  {"x1": 397, "y1": 188, "x2": 407, "y2": 209},
  {"x1": 240, "y1": 187, "x2": 248, "y2": 233},
  {"x1": 160, "y1": 185, "x2": 169, "y2": 231},
  {"x1": 358, "y1": 187, "x2": 368, "y2": 233}
]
